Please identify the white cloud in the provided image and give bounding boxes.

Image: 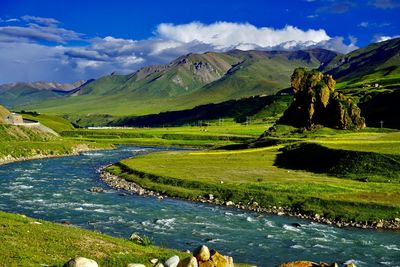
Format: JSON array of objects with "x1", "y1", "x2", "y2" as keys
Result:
[
  {"x1": 0, "y1": 20, "x2": 359, "y2": 83},
  {"x1": 5, "y1": 18, "x2": 19, "y2": 23},
  {"x1": 157, "y1": 22, "x2": 331, "y2": 50},
  {"x1": 21, "y1": 15, "x2": 59, "y2": 26},
  {"x1": 373, "y1": 35, "x2": 400, "y2": 42}
]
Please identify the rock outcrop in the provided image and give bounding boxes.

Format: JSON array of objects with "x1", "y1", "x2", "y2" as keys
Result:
[{"x1": 278, "y1": 68, "x2": 365, "y2": 130}]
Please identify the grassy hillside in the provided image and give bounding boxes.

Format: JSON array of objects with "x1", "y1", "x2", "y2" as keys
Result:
[
  {"x1": 321, "y1": 37, "x2": 400, "y2": 84},
  {"x1": 22, "y1": 49, "x2": 336, "y2": 116},
  {"x1": 0, "y1": 87, "x2": 62, "y2": 108},
  {"x1": 20, "y1": 112, "x2": 75, "y2": 133}
]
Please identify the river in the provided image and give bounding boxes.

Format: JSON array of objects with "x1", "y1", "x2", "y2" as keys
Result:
[{"x1": 0, "y1": 146, "x2": 399, "y2": 267}]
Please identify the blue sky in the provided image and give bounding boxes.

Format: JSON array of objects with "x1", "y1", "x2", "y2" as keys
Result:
[{"x1": 0, "y1": 0, "x2": 399, "y2": 83}]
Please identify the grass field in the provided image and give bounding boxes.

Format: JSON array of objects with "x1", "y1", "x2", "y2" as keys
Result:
[
  {"x1": 106, "y1": 129, "x2": 400, "y2": 223},
  {"x1": 61, "y1": 121, "x2": 270, "y2": 148},
  {"x1": 0, "y1": 211, "x2": 253, "y2": 267},
  {"x1": 0, "y1": 211, "x2": 188, "y2": 267}
]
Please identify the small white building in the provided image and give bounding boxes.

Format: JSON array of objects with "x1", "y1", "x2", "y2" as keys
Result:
[{"x1": 5, "y1": 113, "x2": 24, "y2": 124}]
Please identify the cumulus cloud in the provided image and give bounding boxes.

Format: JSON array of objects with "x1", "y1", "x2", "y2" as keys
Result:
[
  {"x1": 157, "y1": 22, "x2": 331, "y2": 50},
  {"x1": 0, "y1": 19, "x2": 359, "y2": 83}
]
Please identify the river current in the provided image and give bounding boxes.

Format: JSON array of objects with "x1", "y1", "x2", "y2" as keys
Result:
[{"x1": 0, "y1": 146, "x2": 399, "y2": 266}]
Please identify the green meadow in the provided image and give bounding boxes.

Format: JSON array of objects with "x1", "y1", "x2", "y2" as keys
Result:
[{"x1": 106, "y1": 129, "x2": 400, "y2": 223}]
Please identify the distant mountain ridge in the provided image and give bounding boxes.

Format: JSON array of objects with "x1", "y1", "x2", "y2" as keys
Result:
[
  {"x1": 0, "y1": 80, "x2": 87, "y2": 92},
  {"x1": 17, "y1": 48, "x2": 337, "y2": 115},
  {"x1": 1, "y1": 38, "x2": 399, "y2": 119},
  {"x1": 0, "y1": 80, "x2": 93, "y2": 108}
]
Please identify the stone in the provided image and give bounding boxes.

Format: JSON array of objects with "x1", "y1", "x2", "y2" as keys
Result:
[
  {"x1": 345, "y1": 264, "x2": 357, "y2": 267},
  {"x1": 63, "y1": 257, "x2": 98, "y2": 267},
  {"x1": 126, "y1": 264, "x2": 146, "y2": 267},
  {"x1": 129, "y1": 233, "x2": 143, "y2": 243},
  {"x1": 375, "y1": 221, "x2": 384, "y2": 228},
  {"x1": 193, "y1": 245, "x2": 210, "y2": 262},
  {"x1": 150, "y1": 258, "x2": 159, "y2": 264},
  {"x1": 278, "y1": 261, "x2": 319, "y2": 267},
  {"x1": 210, "y1": 250, "x2": 229, "y2": 267},
  {"x1": 88, "y1": 187, "x2": 105, "y2": 193},
  {"x1": 155, "y1": 263, "x2": 165, "y2": 267},
  {"x1": 165, "y1": 255, "x2": 180, "y2": 267},
  {"x1": 225, "y1": 256, "x2": 234, "y2": 267},
  {"x1": 198, "y1": 261, "x2": 214, "y2": 267},
  {"x1": 178, "y1": 256, "x2": 198, "y2": 267},
  {"x1": 225, "y1": 201, "x2": 234, "y2": 206}
]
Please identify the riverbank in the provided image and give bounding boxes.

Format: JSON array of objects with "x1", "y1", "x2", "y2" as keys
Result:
[
  {"x1": 102, "y1": 143, "x2": 400, "y2": 230},
  {"x1": 0, "y1": 211, "x2": 190, "y2": 266},
  {"x1": 0, "y1": 141, "x2": 113, "y2": 166}
]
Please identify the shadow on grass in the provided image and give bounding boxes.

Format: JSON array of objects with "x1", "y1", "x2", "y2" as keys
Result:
[{"x1": 274, "y1": 143, "x2": 400, "y2": 183}]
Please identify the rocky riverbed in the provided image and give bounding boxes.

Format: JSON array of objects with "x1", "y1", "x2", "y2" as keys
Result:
[{"x1": 99, "y1": 168, "x2": 400, "y2": 230}]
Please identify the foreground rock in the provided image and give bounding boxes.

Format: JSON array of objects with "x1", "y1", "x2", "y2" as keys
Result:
[
  {"x1": 63, "y1": 257, "x2": 98, "y2": 267},
  {"x1": 278, "y1": 67, "x2": 365, "y2": 130},
  {"x1": 193, "y1": 245, "x2": 211, "y2": 262},
  {"x1": 165, "y1": 255, "x2": 180, "y2": 267},
  {"x1": 178, "y1": 256, "x2": 198, "y2": 267}
]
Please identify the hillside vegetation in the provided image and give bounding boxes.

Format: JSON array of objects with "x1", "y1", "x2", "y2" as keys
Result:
[
  {"x1": 0, "y1": 211, "x2": 188, "y2": 267},
  {"x1": 20, "y1": 49, "x2": 336, "y2": 115}
]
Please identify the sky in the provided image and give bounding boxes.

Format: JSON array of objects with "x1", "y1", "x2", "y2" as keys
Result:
[{"x1": 0, "y1": 0, "x2": 399, "y2": 84}]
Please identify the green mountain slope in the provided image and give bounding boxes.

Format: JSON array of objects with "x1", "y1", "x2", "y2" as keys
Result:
[
  {"x1": 0, "y1": 80, "x2": 89, "y2": 108},
  {"x1": 321, "y1": 37, "x2": 400, "y2": 84},
  {"x1": 320, "y1": 38, "x2": 400, "y2": 129},
  {"x1": 22, "y1": 49, "x2": 337, "y2": 115}
]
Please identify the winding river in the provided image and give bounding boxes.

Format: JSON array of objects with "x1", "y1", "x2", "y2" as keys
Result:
[{"x1": 0, "y1": 146, "x2": 399, "y2": 267}]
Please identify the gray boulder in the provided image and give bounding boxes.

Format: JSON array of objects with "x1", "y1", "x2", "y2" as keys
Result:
[{"x1": 63, "y1": 257, "x2": 98, "y2": 267}]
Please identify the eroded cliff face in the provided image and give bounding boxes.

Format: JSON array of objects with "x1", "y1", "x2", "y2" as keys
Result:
[{"x1": 279, "y1": 68, "x2": 365, "y2": 130}]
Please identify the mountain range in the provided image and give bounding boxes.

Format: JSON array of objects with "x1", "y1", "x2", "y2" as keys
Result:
[
  {"x1": 1, "y1": 49, "x2": 338, "y2": 115},
  {"x1": 0, "y1": 37, "x2": 399, "y2": 128}
]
